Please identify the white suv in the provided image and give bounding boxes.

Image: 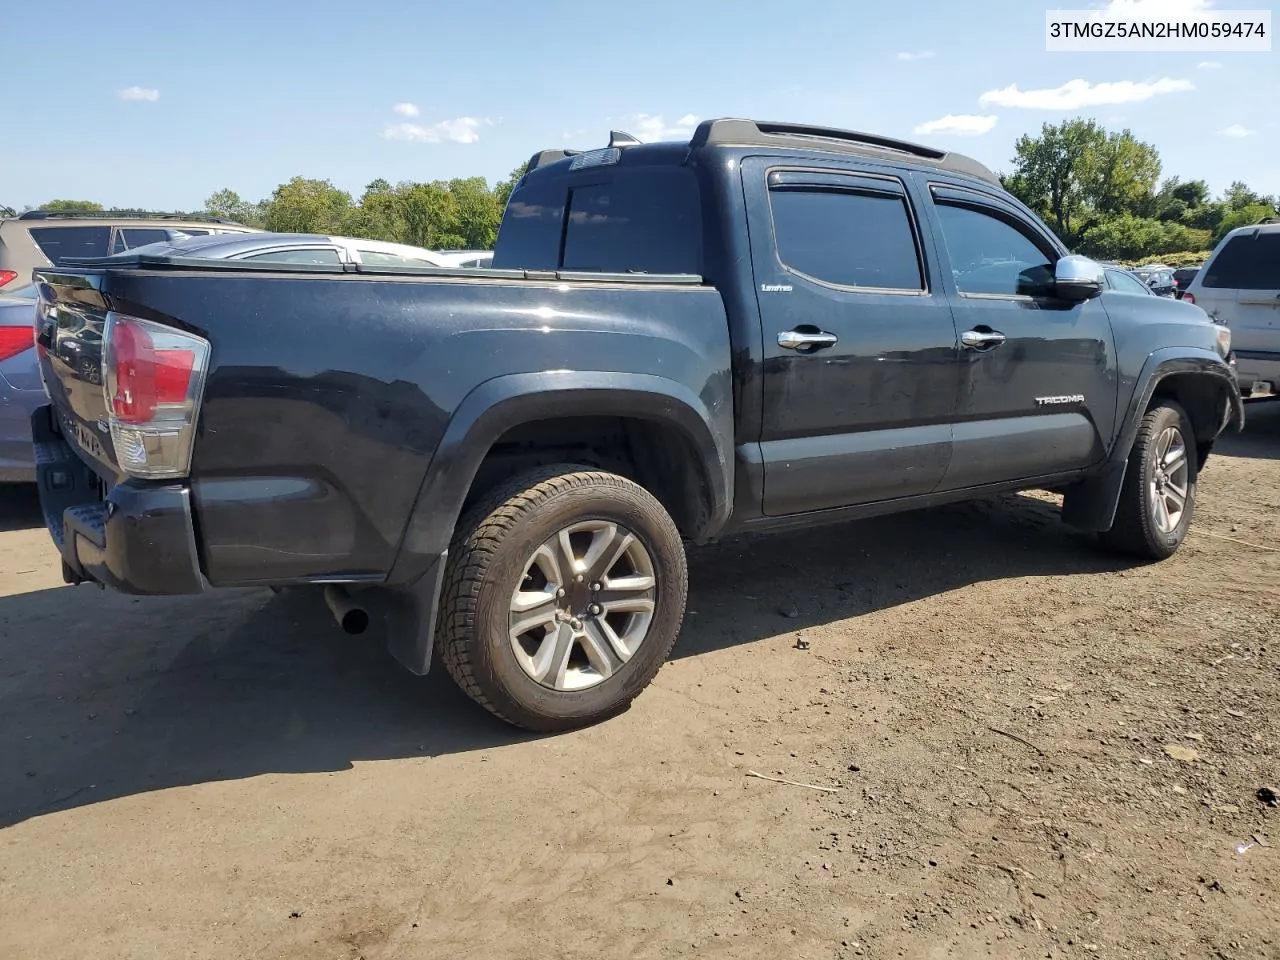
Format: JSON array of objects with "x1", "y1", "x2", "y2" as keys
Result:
[{"x1": 1184, "y1": 220, "x2": 1280, "y2": 398}]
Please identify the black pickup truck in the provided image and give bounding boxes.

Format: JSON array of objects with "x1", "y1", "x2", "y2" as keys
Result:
[{"x1": 31, "y1": 119, "x2": 1242, "y2": 731}]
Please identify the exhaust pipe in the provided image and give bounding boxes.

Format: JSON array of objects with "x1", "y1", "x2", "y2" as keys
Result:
[{"x1": 324, "y1": 585, "x2": 370, "y2": 635}]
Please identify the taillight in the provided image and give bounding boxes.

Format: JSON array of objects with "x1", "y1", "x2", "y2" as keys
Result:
[
  {"x1": 103, "y1": 312, "x2": 210, "y2": 479},
  {"x1": 0, "y1": 270, "x2": 17, "y2": 289},
  {"x1": 1183, "y1": 292, "x2": 1196, "y2": 305},
  {"x1": 0, "y1": 326, "x2": 34, "y2": 362}
]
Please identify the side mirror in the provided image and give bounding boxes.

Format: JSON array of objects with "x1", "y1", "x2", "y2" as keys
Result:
[{"x1": 1054, "y1": 255, "x2": 1104, "y2": 302}]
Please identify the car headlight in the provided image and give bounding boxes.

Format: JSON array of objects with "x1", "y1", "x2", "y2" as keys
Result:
[{"x1": 1212, "y1": 323, "x2": 1231, "y2": 359}]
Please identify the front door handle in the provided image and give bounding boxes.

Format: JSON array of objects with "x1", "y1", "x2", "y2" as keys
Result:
[
  {"x1": 960, "y1": 329, "x2": 1007, "y2": 350},
  {"x1": 778, "y1": 329, "x2": 839, "y2": 350}
]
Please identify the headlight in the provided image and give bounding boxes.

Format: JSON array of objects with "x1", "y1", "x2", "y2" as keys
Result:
[{"x1": 1212, "y1": 323, "x2": 1231, "y2": 359}]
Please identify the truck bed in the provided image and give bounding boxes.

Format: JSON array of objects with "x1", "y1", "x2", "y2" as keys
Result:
[{"x1": 33, "y1": 257, "x2": 732, "y2": 589}]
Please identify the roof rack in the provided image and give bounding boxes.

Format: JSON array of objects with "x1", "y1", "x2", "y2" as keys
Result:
[
  {"x1": 524, "y1": 118, "x2": 1001, "y2": 186},
  {"x1": 691, "y1": 119, "x2": 1000, "y2": 185},
  {"x1": 17, "y1": 209, "x2": 243, "y2": 224}
]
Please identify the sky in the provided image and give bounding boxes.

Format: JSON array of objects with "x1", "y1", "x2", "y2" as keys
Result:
[{"x1": 2, "y1": 0, "x2": 1275, "y2": 211}]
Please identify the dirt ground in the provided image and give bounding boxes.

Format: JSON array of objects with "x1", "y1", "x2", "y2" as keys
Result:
[{"x1": 0, "y1": 405, "x2": 1277, "y2": 960}]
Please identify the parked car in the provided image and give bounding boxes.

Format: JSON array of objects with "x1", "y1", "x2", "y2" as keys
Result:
[
  {"x1": 1172, "y1": 265, "x2": 1200, "y2": 299},
  {"x1": 110, "y1": 232, "x2": 458, "y2": 268},
  {"x1": 1104, "y1": 267, "x2": 1158, "y2": 295},
  {"x1": 30, "y1": 118, "x2": 1241, "y2": 731},
  {"x1": 0, "y1": 283, "x2": 42, "y2": 482},
  {"x1": 1131, "y1": 264, "x2": 1177, "y2": 297},
  {"x1": 1183, "y1": 221, "x2": 1280, "y2": 398},
  {"x1": 0, "y1": 211, "x2": 258, "y2": 293}
]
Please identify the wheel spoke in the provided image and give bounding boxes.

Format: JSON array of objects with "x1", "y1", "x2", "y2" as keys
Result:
[
  {"x1": 579, "y1": 621, "x2": 623, "y2": 679},
  {"x1": 509, "y1": 594, "x2": 559, "y2": 637},
  {"x1": 1165, "y1": 481, "x2": 1188, "y2": 508},
  {"x1": 1163, "y1": 445, "x2": 1186, "y2": 472},
  {"x1": 593, "y1": 615, "x2": 635, "y2": 661},
  {"x1": 556, "y1": 528, "x2": 581, "y2": 576},
  {"x1": 1155, "y1": 428, "x2": 1172, "y2": 461},
  {"x1": 527, "y1": 543, "x2": 565, "y2": 591},
  {"x1": 598, "y1": 572, "x2": 656, "y2": 604},
  {"x1": 1153, "y1": 496, "x2": 1170, "y2": 532},
  {"x1": 530, "y1": 621, "x2": 577, "y2": 688},
  {"x1": 583, "y1": 525, "x2": 627, "y2": 583},
  {"x1": 600, "y1": 593, "x2": 656, "y2": 615}
]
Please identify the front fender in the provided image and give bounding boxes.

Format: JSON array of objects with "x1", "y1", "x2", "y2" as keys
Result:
[
  {"x1": 1115, "y1": 348, "x2": 1244, "y2": 461},
  {"x1": 1063, "y1": 347, "x2": 1242, "y2": 533}
]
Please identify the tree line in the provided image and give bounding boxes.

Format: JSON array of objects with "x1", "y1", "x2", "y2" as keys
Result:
[
  {"x1": 1001, "y1": 117, "x2": 1276, "y2": 265},
  {"x1": 10, "y1": 118, "x2": 1277, "y2": 264}
]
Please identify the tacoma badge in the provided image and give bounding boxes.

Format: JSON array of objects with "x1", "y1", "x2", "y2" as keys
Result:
[{"x1": 1035, "y1": 394, "x2": 1085, "y2": 406}]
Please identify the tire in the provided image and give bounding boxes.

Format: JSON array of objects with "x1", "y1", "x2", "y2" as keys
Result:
[
  {"x1": 1100, "y1": 400, "x2": 1197, "y2": 561},
  {"x1": 436, "y1": 464, "x2": 688, "y2": 732}
]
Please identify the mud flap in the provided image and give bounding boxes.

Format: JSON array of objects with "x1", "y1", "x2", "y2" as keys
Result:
[
  {"x1": 1061, "y1": 459, "x2": 1127, "y2": 533},
  {"x1": 363, "y1": 551, "x2": 448, "y2": 675}
]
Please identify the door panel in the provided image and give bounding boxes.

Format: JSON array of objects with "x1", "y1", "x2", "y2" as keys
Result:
[
  {"x1": 923, "y1": 186, "x2": 1117, "y2": 490},
  {"x1": 743, "y1": 158, "x2": 960, "y2": 516}
]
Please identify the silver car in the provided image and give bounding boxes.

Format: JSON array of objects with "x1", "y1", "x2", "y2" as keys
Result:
[
  {"x1": 0, "y1": 211, "x2": 258, "y2": 294},
  {"x1": 1184, "y1": 220, "x2": 1280, "y2": 398},
  {"x1": 112, "y1": 232, "x2": 458, "y2": 268},
  {"x1": 0, "y1": 283, "x2": 42, "y2": 482}
]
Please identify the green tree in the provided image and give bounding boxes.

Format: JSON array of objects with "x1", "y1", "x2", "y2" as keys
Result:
[
  {"x1": 204, "y1": 188, "x2": 264, "y2": 227},
  {"x1": 1006, "y1": 118, "x2": 1108, "y2": 241},
  {"x1": 1084, "y1": 129, "x2": 1161, "y2": 217},
  {"x1": 41, "y1": 199, "x2": 104, "y2": 213},
  {"x1": 494, "y1": 162, "x2": 528, "y2": 210},
  {"x1": 448, "y1": 176, "x2": 502, "y2": 248},
  {"x1": 262, "y1": 177, "x2": 353, "y2": 234},
  {"x1": 1214, "y1": 202, "x2": 1279, "y2": 243},
  {"x1": 0, "y1": 204, "x2": 15, "y2": 219},
  {"x1": 399, "y1": 182, "x2": 461, "y2": 248}
]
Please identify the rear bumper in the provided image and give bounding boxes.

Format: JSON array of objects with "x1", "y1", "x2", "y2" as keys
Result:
[
  {"x1": 33, "y1": 404, "x2": 205, "y2": 595},
  {"x1": 1234, "y1": 351, "x2": 1280, "y2": 395}
]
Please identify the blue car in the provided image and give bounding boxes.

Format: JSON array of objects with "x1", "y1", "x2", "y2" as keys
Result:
[{"x1": 0, "y1": 282, "x2": 42, "y2": 482}]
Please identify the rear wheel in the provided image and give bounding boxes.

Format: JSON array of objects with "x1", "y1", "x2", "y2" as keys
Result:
[
  {"x1": 437, "y1": 465, "x2": 688, "y2": 731},
  {"x1": 1101, "y1": 400, "x2": 1197, "y2": 561}
]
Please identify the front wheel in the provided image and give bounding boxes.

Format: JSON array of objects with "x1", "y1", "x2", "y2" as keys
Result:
[
  {"x1": 437, "y1": 465, "x2": 688, "y2": 732},
  {"x1": 1100, "y1": 400, "x2": 1197, "y2": 561}
]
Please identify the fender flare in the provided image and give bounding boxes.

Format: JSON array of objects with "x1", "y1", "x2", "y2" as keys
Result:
[
  {"x1": 1062, "y1": 348, "x2": 1243, "y2": 532},
  {"x1": 389, "y1": 369, "x2": 733, "y2": 585}
]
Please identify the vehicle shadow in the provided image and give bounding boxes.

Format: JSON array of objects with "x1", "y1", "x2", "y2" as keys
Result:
[
  {"x1": 0, "y1": 483, "x2": 42, "y2": 533},
  {"x1": 0, "y1": 491, "x2": 1125, "y2": 829},
  {"x1": 1215, "y1": 399, "x2": 1280, "y2": 461}
]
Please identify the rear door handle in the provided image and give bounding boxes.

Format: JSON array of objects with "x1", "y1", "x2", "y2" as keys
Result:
[
  {"x1": 778, "y1": 329, "x2": 839, "y2": 350},
  {"x1": 960, "y1": 329, "x2": 1007, "y2": 350}
]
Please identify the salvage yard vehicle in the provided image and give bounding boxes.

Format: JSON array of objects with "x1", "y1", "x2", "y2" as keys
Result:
[{"x1": 30, "y1": 119, "x2": 1242, "y2": 731}]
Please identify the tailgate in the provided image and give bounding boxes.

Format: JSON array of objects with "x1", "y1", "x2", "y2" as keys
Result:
[{"x1": 32, "y1": 270, "x2": 119, "y2": 477}]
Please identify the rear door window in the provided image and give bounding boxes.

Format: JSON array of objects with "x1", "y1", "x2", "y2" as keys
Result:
[
  {"x1": 768, "y1": 183, "x2": 923, "y2": 291},
  {"x1": 1203, "y1": 232, "x2": 1280, "y2": 289},
  {"x1": 28, "y1": 226, "x2": 112, "y2": 263}
]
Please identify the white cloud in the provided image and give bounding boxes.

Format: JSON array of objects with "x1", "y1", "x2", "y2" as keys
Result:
[
  {"x1": 627, "y1": 113, "x2": 700, "y2": 142},
  {"x1": 118, "y1": 86, "x2": 159, "y2": 102},
  {"x1": 392, "y1": 102, "x2": 420, "y2": 117},
  {"x1": 896, "y1": 50, "x2": 936, "y2": 61},
  {"x1": 382, "y1": 117, "x2": 491, "y2": 144},
  {"x1": 913, "y1": 114, "x2": 998, "y2": 137},
  {"x1": 979, "y1": 77, "x2": 1193, "y2": 109},
  {"x1": 1219, "y1": 124, "x2": 1255, "y2": 138},
  {"x1": 1198, "y1": 60, "x2": 1223, "y2": 69}
]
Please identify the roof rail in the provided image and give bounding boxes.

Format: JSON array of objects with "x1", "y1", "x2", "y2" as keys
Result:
[
  {"x1": 17, "y1": 209, "x2": 243, "y2": 224},
  {"x1": 689, "y1": 118, "x2": 1000, "y2": 185}
]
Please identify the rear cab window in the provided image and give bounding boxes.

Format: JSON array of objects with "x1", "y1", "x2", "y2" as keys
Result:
[
  {"x1": 494, "y1": 159, "x2": 702, "y2": 274},
  {"x1": 1203, "y1": 231, "x2": 1280, "y2": 289}
]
